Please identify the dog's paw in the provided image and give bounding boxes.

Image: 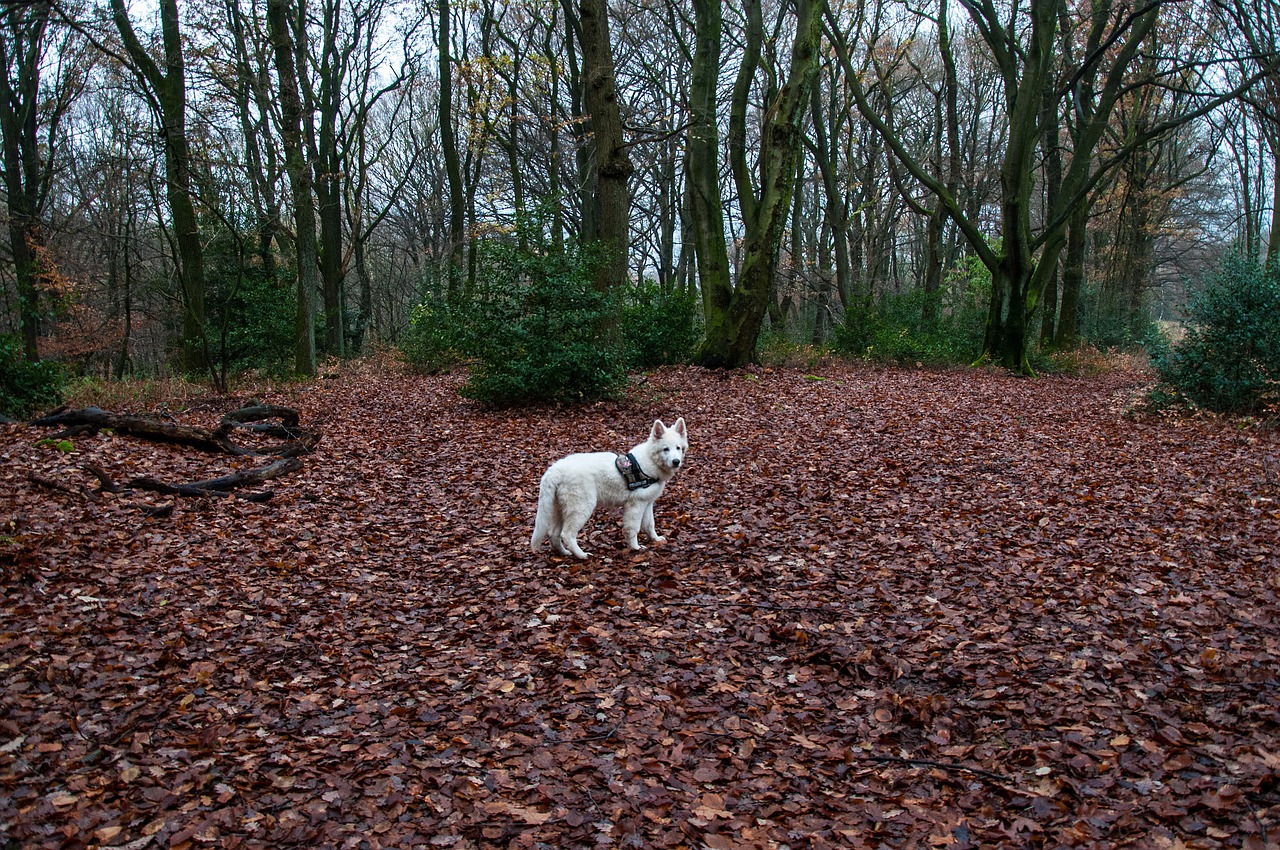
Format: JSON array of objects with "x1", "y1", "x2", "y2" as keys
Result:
[{"x1": 651, "y1": 535, "x2": 667, "y2": 545}]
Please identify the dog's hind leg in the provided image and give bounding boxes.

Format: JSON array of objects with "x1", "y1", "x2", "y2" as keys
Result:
[
  {"x1": 546, "y1": 495, "x2": 571, "y2": 556},
  {"x1": 530, "y1": 482, "x2": 557, "y2": 552},
  {"x1": 558, "y1": 502, "x2": 594, "y2": 560},
  {"x1": 549, "y1": 511, "x2": 570, "y2": 557}
]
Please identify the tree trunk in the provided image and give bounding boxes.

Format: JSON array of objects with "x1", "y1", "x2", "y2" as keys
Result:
[
  {"x1": 576, "y1": 0, "x2": 633, "y2": 293},
  {"x1": 686, "y1": 0, "x2": 732, "y2": 343},
  {"x1": 697, "y1": 0, "x2": 821, "y2": 368},
  {"x1": 1054, "y1": 200, "x2": 1087, "y2": 349},
  {"x1": 0, "y1": 4, "x2": 49, "y2": 361},
  {"x1": 1269, "y1": 130, "x2": 1280, "y2": 267},
  {"x1": 314, "y1": 1, "x2": 346, "y2": 357},
  {"x1": 267, "y1": 0, "x2": 318, "y2": 377},
  {"x1": 809, "y1": 79, "x2": 852, "y2": 311},
  {"x1": 438, "y1": 0, "x2": 466, "y2": 299},
  {"x1": 111, "y1": 0, "x2": 208, "y2": 375}
]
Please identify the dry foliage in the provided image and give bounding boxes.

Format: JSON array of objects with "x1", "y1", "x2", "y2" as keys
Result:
[{"x1": 1, "y1": 364, "x2": 1278, "y2": 849}]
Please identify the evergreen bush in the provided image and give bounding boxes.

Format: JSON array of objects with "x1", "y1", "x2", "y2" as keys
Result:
[
  {"x1": 620, "y1": 280, "x2": 702, "y2": 368},
  {"x1": 401, "y1": 300, "x2": 468, "y2": 374},
  {"x1": 403, "y1": 236, "x2": 628, "y2": 405},
  {"x1": 1151, "y1": 255, "x2": 1280, "y2": 415},
  {"x1": 0, "y1": 335, "x2": 65, "y2": 419},
  {"x1": 831, "y1": 260, "x2": 988, "y2": 366},
  {"x1": 205, "y1": 233, "x2": 294, "y2": 375}
]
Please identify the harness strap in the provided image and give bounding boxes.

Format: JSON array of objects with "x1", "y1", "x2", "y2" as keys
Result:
[{"x1": 615, "y1": 452, "x2": 660, "y2": 490}]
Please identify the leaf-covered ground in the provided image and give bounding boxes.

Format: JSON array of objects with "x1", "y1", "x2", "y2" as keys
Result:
[{"x1": 2, "y1": 363, "x2": 1278, "y2": 849}]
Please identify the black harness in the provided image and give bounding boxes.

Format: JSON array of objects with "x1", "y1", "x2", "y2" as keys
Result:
[{"x1": 615, "y1": 452, "x2": 660, "y2": 490}]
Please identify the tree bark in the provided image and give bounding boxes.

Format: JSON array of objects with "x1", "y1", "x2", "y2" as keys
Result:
[
  {"x1": 314, "y1": 0, "x2": 347, "y2": 357},
  {"x1": 0, "y1": 3, "x2": 52, "y2": 361},
  {"x1": 31, "y1": 404, "x2": 320, "y2": 457},
  {"x1": 1054, "y1": 199, "x2": 1087, "y2": 349},
  {"x1": 438, "y1": 0, "x2": 466, "y2": 299},
  {"x1": 686, "y1": 0, "x2": 732, "y2": 344}
]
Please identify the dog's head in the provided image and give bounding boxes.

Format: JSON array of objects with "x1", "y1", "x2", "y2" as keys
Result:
[{"x1": 646, "y1": 417, "x2": 688, "y2": 475}]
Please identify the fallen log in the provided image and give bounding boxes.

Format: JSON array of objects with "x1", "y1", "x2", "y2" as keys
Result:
[
  {"x1": 32, "y1": 406, "x2": 245, "y2": 454},
  {"x1": 30, "y1": 404, "x2": 319, "y2": 457},
  {"x1": 129, "y1": 456, "x2": 303, "y2": 499},
  {"x1": 28, "y1": 403, "x2": 318, "y2": 510}
]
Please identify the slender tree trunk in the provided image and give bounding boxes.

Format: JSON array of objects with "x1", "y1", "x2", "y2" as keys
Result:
[
  {"x1": 111, "y1": 0, "x2": 208, "y2": 375},
  {"x1": 314, "y1": 0, "x2": 345, "y2": 357},
  {"x1": 225, "y1": 0, "x2": 281, "y2": 284},
  {"x1": 438, "y1": 0, "x2": 466, "y2": 299},
  {"x1": 267, "y1": 0, "x2": 318, "y2": 376},
  {"x1": 0, "y1": 5, "x2": 48, "y2": 360},
  {"x1": 687, "y1": 0, "x2": 732, "y2": 334},
  {"x1": 1039, "y1": 83, "x2": 1064, "y2": 346},
  {"x1": 1054, "y1": 200, "x2": 1087, "y2": 349},
  {"x1": 1268, "y1": 127, "x2": 1280, "y2": 266},
  {"x1": 561, "y1": 6, "x2": 596, "y2": 243},
  {"x1": 809, "y1": 80, "x2": 852, "y2": 311}
]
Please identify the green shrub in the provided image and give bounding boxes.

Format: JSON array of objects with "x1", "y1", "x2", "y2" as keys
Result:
[
  {"x1": 1151, "y1": 255, "x2": 1280, "y2": 415},
  {"x1": 831, "y1": 268, "x2": 987, "y2": 367},
  {"x1": 218, "y1": 272, "x2": 295, "y2": 374},
  {"x1": 0, "y1": 335, "x2": 65, "y2": 419},
  {"x1": 620, "y1": 280, "x2": 701, "y2": 368},
  {"x1": 1079, "y1": 282, "x2": 1156, "y2": 351},
  {"x1": 412, "y1": 238, "x2": 627, "y2": 406},
  {"x1": 401, "y1": 300, "x2": 468, "y2": 373},
  {"x1": 204, "y1": 232, "x2": 294, "y2": 375}
]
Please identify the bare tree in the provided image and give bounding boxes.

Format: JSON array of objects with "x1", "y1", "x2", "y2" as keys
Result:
[{"x1": 0, "y1": 1, "x2": 88, "y2": 359}]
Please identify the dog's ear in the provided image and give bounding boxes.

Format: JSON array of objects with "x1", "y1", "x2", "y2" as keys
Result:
[
  {"x1": 673, "y1": 417, "x2": 687, "y2": 438},
  {"x1": 651, "y1": 419, "x2": 666, "y2": 438}
]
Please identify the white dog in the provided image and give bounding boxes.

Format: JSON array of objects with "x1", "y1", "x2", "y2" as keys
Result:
[{"x1": 531, "y1": 418, "x2": 688, "y2": 559}]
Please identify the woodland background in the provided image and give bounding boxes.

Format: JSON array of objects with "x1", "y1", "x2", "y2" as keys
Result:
[
  {"x1": 3, "y1": 1, "x2": 1280, "y2": 846},
  {"x1": 2, "y1": 0, "x2": 1280, "y2": 387}
]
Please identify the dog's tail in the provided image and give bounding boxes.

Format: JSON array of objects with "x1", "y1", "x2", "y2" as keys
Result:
[{"x1": 530, "y1": 478, "x2": 556, "y2": 552}]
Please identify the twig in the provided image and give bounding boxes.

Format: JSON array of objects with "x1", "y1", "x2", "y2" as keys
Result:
[
  {"x1": 568, "y1": 724, "x2": 621, "y2": 743},
  {"x1": 27, "y1": 472, "x2": 92, "y2": 501},
  {"x1": 858, "y1": 753, "x2": 1040, "y2": 797},
  {"x1": 82, "y1": 463, "x2": 122, "y2": 493},
  {"x1": 658, "y1": 599, "x2": 846, "y2": 615}
]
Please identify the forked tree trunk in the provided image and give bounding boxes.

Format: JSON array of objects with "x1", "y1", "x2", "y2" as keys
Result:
[
  {"x1": 111, "y1": 0, "x2": 208, "y2": 375},
  {"x1": 696, "y1": 0, "x2": 821, "y2": 368}
]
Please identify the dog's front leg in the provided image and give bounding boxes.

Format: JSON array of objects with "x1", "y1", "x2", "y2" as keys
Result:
[
  {"x1": 622, "y1": 502, "x2": 648, "y2": 550},
  {"x1": 640, "y1": 501, "x2": 665, "y2": 544}
]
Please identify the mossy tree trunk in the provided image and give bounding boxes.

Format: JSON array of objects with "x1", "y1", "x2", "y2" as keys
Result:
[{"x1": 695, "y1": 0, "x2": 821, "y2": 369}]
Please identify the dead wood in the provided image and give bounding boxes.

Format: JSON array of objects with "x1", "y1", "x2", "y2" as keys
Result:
[
  {"x1": 28, "y1": 405, "x2": 318, "y2": 509},
  {"x1": 28, "y1": 472, "x2": 93, "y2": 500},
  {"x1": 128, "y1": 457, "x2": 303, "y2": 500},
  {"x1": 30, "y1": 404, "x2": 319, "y2": 457}
]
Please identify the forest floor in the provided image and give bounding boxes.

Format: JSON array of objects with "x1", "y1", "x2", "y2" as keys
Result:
[{"x1": 1, "y1": 361, "x2": 1278, "y2": 849}]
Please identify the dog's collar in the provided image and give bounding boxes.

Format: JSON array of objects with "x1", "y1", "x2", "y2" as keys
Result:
[{"x1": 615, "y1": 452, "x2": 660, "y2": 490}]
